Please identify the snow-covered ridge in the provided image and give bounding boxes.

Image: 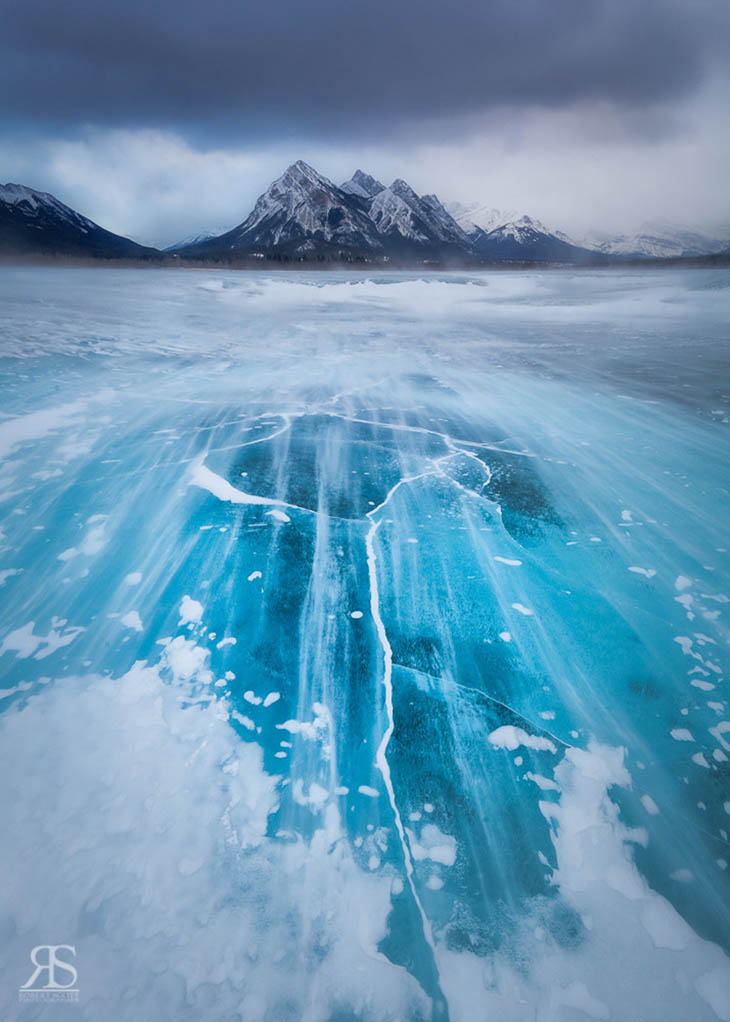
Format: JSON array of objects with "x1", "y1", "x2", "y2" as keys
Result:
[
  {"x1": 448, "y1": 199, "x2": 729, "y2": 258},
  {"x1": 489, "y1": 215, "x2": 553, "y2": 241},
  {"x1": 580, "y1": 220, "x2": 730, "y2": 259},
  {"x1": 446, "y1": 202, "x2": 577, "y2": 246},
  {"x1": 1, "y1": 182, "x2": 97, "y2": 232},
  {"x1": 340, "y1": 169, "x2": 384, "y2": 199},
  {"x1": 353, "y1": 177, "x2": 469, "y2": 248},
  {"x1": 1, "y1": 183, "x2": 60, "y2": 207},
  {"x1": 368, "y1": 186, "x2": 432, "y2": 243},
  {"x1": 446, "y1": 200, "x2": 519, "y2": 236}
]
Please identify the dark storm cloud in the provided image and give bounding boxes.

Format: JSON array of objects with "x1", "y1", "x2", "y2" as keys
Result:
[{"x1": 2, "y1": 0, "x2": 729, "y2": 139}]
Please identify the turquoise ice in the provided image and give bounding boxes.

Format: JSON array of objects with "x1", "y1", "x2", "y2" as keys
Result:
[{"x1": 1, "y1": 267, "x2": 729, "y2": 1021}]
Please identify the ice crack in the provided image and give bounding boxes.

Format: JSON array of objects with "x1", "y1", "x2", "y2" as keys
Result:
[{"x1": 365, "y1": 468, "x2": 448, "y2": 1015}]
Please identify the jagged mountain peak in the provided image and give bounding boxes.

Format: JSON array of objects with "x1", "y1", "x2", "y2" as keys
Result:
[
  {"x1": 368, "y1": 187, "x2": 431, "y2": 244},
  {"x1": 367, "y1": 180, "x2": 470, "y2": 251},
  {"x1": 247, "y1": 162, "x2": 344, "y2": 223},
  {"x1": 489, "y1": 214, "x2": 549, "y2": 237},
  {"x1": 259, "y1": 161, "x2": 338, "y2": 206},
  {"x1": 480, "y1": 214, "x2": 577, "y2": 249},
  {"x1": 184, "y1": 160, "x2": 383, "y2": 256},
  {"x1": 340, "y1": 170, "x2": 385, "y2": 199},
  {"x1": 277, "y1": 160, "x2": 327, "y2": 188},
  {"x1": 390, "y1": 179, "x2": 421, "y2": 205},
  {"x1": 419, "y1": 194, "x2": 471, "y2": 246}
]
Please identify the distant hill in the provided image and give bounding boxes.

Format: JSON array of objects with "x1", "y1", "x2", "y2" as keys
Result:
[{"x1": 580, "y1": 221, "x2": 730, "y2": 260}]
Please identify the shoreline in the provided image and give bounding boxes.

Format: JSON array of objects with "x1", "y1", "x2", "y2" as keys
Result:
[{"x1": 1, "y1": 252, "x2": 729, "y2": 272}]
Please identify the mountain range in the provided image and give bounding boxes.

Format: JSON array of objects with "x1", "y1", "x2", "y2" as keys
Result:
[
  {"x1": 579, "y1": 222, "x2": 730, "y2": 260},
  {"x1": 2, "y1": 164, "x2": 729, "y2": 266},
  {"x1": 174, "y1": 163, "x2": 608, "y2": 264}
]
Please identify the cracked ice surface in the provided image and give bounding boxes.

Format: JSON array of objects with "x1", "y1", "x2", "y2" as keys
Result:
[{"x1": 1, "y1": 266, "x2": 730, "y2": 1021}]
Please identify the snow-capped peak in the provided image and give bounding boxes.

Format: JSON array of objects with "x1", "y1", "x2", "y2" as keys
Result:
[
  {"x1": 0, "y1": 182, "x2": 96, "y2": 231},
  {"x1": 490, "y1": 215, "x2": 547, "y2": 238},
  {"x1": 243, "y1": 161, "x2": 342, "y2": 230},
  {"x1": 390, "y1": 179, "x2": 422, "y2": 206},
  {"x1": 480, "y1": 214, "x2": 576, "y2": 247},
  {"x1": 1, "y1": 183, "x2": 51, "y2": 206},
  {"x1": 368, "y1": 186, "x2": 431, "y2": 243},
  {"x1": 216, "y1": 160, "x2": 382, "y2": 252},
  {"x1": 277, "y1": 160, "x2": 328, "y2": 189},
  {"x1": 340, "y1": 170, "x2": 384, "y2": 199},
  {"x1": 366, "y1": 179, "x2": 469, "y2": 249}
]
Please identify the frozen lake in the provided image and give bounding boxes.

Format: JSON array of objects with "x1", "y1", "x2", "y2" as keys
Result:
[{"x1": 1, "y1": 265, "x2": 729, "y2": 1021}]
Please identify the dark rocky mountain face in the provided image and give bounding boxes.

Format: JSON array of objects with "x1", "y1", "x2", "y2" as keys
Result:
[{"x1": 0, "y1": 183, "x2": 159, "y2": 259}]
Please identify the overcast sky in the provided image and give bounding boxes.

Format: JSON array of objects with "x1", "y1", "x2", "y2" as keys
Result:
[{"x1": 2, "y1": 0, "x2": 729, "y2": 246}]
